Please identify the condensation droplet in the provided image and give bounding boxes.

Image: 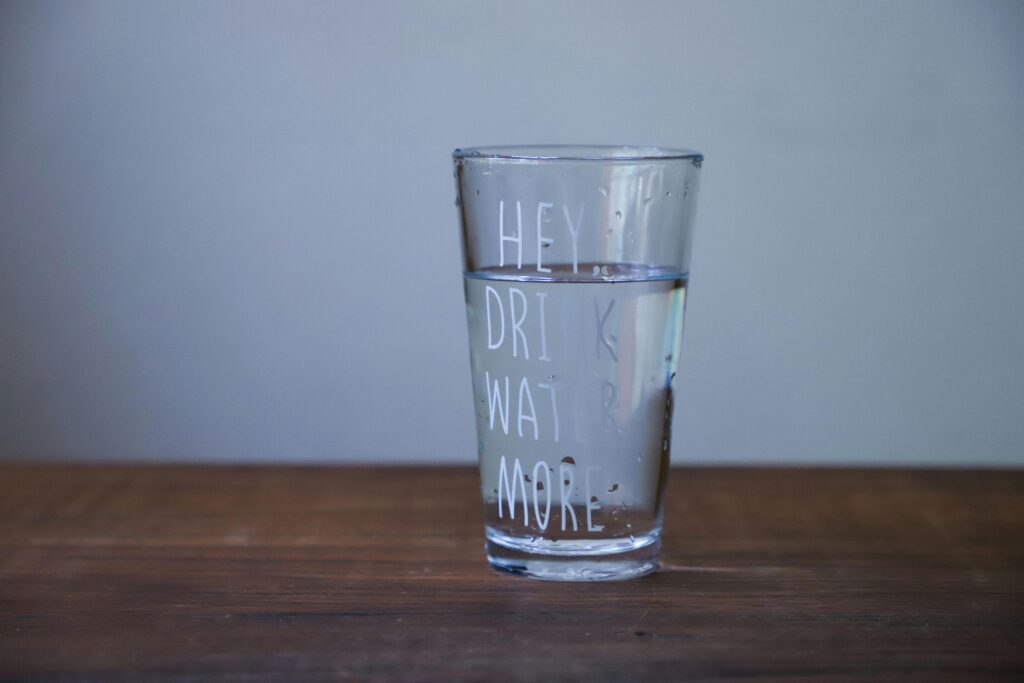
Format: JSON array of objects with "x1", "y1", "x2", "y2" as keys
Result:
[
  {"x1": 608, "y1": 483, "x2": 619, "y2": 492},
  {"x1": 536, "y1": 481, "x2": 544, "y2": 490},
  {"x1": 475, "y1": 189, "x2": 479, "y2": 195},
  {"x1": 614, "y1": 210, "x2": 622, "y2": 219},
  {"x1": 561, "y1": 456, "x2": 576, "y2": 465},
  {"x1": 665, "y1": 190, "x2": 671, "y2": 197},
  {"x1": 524, "y1": 473, "x2": 531, "y2": 483},
  {"x1": 592, "y1": 265, "x2": 601, "y2": 276},
  {"x1": 643, "y1": 196, "x2": 652, "y2": 204},
  {"x1": 601, "y1": 265, "x2": 610, "y2": 276},
  {"x1": 598, "y1": 187, "x2": 608, "y2": 197},
  {"x1": 590, "y1": 496, "x2": 598, "y2": 503}
]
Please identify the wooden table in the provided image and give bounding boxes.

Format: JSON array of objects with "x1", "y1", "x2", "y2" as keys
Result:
[{"x1": 1, "y1": 465, "x2": 1022, "y2": 681}]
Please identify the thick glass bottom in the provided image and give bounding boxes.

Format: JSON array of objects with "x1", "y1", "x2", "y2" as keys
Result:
[{"x1": 484, "y1": 526, "x2": 661, "y2": 581}]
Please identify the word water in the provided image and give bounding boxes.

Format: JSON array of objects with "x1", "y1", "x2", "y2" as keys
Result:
[{"x1": 464, "y1": 263, "x2": 686, "y2": 549}]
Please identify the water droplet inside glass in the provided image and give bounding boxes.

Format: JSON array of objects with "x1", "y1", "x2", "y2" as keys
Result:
[
  {"x1": 592, "y1": 265, "x2": 601, "y2": 276},
  {"x1": 590, "y1": 496, "x2": 598, "y2": 503}
]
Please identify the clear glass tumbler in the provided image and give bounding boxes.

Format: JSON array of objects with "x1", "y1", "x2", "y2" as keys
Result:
[{"x1": 453, "y1": 145, "x2": 703, "y2": 581}]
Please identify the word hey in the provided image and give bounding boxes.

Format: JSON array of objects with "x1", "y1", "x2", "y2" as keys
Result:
[{"x1": 498, "y1": 199, "x2": 585, "y2": 273}]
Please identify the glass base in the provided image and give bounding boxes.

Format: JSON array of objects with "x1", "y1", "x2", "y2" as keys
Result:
[{"x1": 484, "y1": 527, "x2": 661, "y2": 582}]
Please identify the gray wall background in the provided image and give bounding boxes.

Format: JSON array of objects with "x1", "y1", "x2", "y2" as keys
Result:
[{"x1": 1, "y1": 0, "x2": 1022, "y2": 465}]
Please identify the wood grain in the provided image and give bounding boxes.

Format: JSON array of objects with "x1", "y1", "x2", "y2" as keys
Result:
[{"x1": 1, "y1": 464, "x2": 1022, "y2": 682}]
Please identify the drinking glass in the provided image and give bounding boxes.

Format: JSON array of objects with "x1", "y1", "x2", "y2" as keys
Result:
[{"x1": 453, "y1": 145, "x2": 703, "y2": 580}]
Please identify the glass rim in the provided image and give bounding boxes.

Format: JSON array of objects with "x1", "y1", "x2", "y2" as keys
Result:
[{"x1": 452, "y1": 145, "x2": 703, "y2": 163}]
